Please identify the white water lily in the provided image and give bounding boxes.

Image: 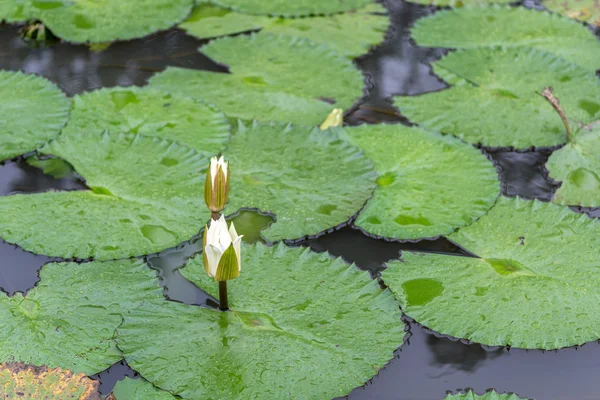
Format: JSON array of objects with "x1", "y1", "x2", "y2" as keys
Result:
[
  {"x1": 203, "y1": 215, "x2": 243, "y2": 281},
  {"x1": 204, "y1": 156, "x2": 230, "y2": 213}
]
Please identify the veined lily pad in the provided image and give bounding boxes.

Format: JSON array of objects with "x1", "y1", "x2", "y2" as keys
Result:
[
  {"x1": 211, "y1": 0, "x2": 371, "y2": 17},
  {"x1": 395, "y1": 47, "x2": 600, "y2": 148},
  {"x1": 63, "y1": 87, "x2": 230, "y2": 156},
  {"x1": 180, "y1": 3, "x2": 389, "y2": 58},
  {"x1": 344, "y1": 124, "x2": 499, "y2": 240},
  {"x1": 0, "y1": 70, "x2": 70, "y2": 161},
  {"x1": 112, "y1": 378, "x2": 176, "y2": 400},
  {"x1": 0, "y1": 363, "x2": 102, "y2": 399},
  {"x1": 546, "y1": 124, "x2": 600, "y2": 207},
  {"x1": 223, "y1": 122, "x2": 376, "y2": 241},
  {"x1": 445, "y1": 391, "x2": 529, "y2": 400},
  {"x1": 544, "y1": 0, "x2": 600, "y2": 27},
  {"x1": 410, "y1": 6, "x2": 600, "y2": 72},
  {"x1": 0, "y1": 259, "x2": 163, "y2": 374},
  {"x1": 383, "y1": 197, "x2": 600, "y2": 349},
  {"x1": 0, "y1": 131, "x2": 210, "y2": 260},
  {"x1": 149, "y1": 33, "x2": 364, "y2": 125},
  {"x1": 118, "y1": 244, "x2": 404, "y2": 399}
]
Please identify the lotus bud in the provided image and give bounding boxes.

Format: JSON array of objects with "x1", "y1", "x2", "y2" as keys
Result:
[
  {"x1": 203, "y1": 215, "x2": 243, "y2": 282},
  {"x1": 204, "y1": 156, "x2": 229, "y2": 213},
  {"x1": 319, "y1": 108, "x2": 343, "y2": 130}
]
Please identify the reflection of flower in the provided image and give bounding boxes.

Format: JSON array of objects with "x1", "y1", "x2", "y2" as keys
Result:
[
  {"x1": 204, "y1": 156, "x2": 229, "y2": 213},
  {"x1": 203, "y1": 215, "x2": 243, "y2": 281}
]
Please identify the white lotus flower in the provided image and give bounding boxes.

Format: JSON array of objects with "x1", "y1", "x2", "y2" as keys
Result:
[
  {"x1": 203, "y1": 215, "x2": 243, "y2": 281},
  {"x1": 204, "y1": 156, "x2": 230, "y2": 213}
]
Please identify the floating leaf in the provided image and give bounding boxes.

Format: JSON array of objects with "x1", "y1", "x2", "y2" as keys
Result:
[
  {"x1": 544, "y1": 0, "x2": 600, "y2": 27},
  {"x1": 395, "y1": 47, "x2": 600, "y2": 148},
  {"x1": 408, "y1": 0, "x2": 510, "y2": 5},
  {"x1": 0, "y1": 70, "x2": 70, "y2": 161},
  {"x1": 118, "y1": 244, "x2": 404, "y2": 399},
  {"x1": 344, "y1": 124, "x2": 499, "y2": 239},
  {"x1": 223, "y1": 122, "x2": 376, "y2": 241},
  {"x1": 0, "y1": 131, "x2": 210, "y2": 260},
  {"x1": 383, "y1": 197, "x2": 600, "y2": 349},
  {"x1": 149, "y1": 33, "x2": 364, "y2": 125},
  {"x1": 410, "y1": 6, "x2": 600, "y2": 72},
  {"x1": 0, "y1": 362, "x2": 102, "y2": 399},
  {"x1": 112, "y1": 377, "x2": 176, "y2": 400},
  {"x1": 546, "y1": 125, "x2": 600, "y2": 206},
  {"x1": 0, "y1": 259, "x2": 163, "y2": 374},
  {"x1": 211, "y1": 0, "x2": 371, "y2": 16},
  {"x1": 63, "y1": 87, "x2": 230, "y2": 156},
  {"x1": 180, "y1": 3, "x2": 389, "y2": 57},
  {"x1": 445, "y1": 391, "x2": 528, "y2": 400},
  {"x1": 0, "y1": 1, "x2": 34, "y2": 22}
]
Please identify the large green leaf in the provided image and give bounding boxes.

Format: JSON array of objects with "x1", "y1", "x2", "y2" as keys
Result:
[
  {"x1": 0, "y1": 70, "x2": 70, "y2": 161},
  {"x1": 445, "y1": 391, "x2": 528, "y2": 400},
  {"x1": 383, "y1": 197, "x2": 600, "y2": 349},
  {"x1": 546, "y1": 125, "x2": 600, "y2": 207},
  {"x1": 395, "y1": 47, "x2": 600, "y2": 148},
  {"x1": 544, "y1": 0, "x2": 600, "y2": 27},
  {"x1": 222, "y1": 122, "x2": 376, "y2": 241},
  {"x1": 211, "y1": 0, "x2": 371, "y2": 16},
  {"x1": 63, "y1": 87, "x2": 230, "y2": 156},
  {"x1": 344, "y1": 124, "x2": 499, "y2": 239},
  {"x1": 410, "y1": 6, "x2": 600, "y2": 72},
  {"x1": 149, "y1": 33, "x2": 364, "y2": 125},
  {"x1": 180, "y1": 3, "x2": 389, "y2": 58},
  {"x1": 112, "y1": 378, "x2": 176, "y2": 400},
  {"x1": 0, "y1": 131, "x2": 210, "y2": 260},
  {"x1": 118, "y1": 244, "x2": 404, "y2": 399},
  {"x1": 0, "y1": 259, "x2": 163, "y2": 374},
  {"x1": 0, "y1": 0, "x2": 34, "y2": 22},
  {"x1": 408, "y1": 0, "x2": 510, "y2": 5}
]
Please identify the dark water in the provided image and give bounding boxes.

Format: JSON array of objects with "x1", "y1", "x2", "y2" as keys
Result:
[{"x1": 0, "y1": 1, "x2": 599, "y2": 399}]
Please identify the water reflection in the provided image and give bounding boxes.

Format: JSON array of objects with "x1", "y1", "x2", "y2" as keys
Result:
[
  {"x1": 91, "y1": 360, "x2": 138, "y2": 396},
  {"x1": 0, "y1": 158, "x2": 86, "y2": 195}
]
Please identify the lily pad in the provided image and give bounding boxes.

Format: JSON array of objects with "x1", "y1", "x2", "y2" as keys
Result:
[
  {"x1": 63, "y1": 87, "x2": 230, "y2": 155},
  {"x1": 180, "y1": 3, "x2": 389, "y2": 57},
  {"x1": 0, "y1": 131, "x2": 211, "y2": 260},
  {"x1": 383, "y1": 197, "x2": 600, "y2": 349},
  {"x1": 112, "y1": 378, "x2": 176, "y2": 400},
  {"x1": 149, "y1": 33, "x2": 364, "y2": 125},
  {"x1": 411, "y1": 6, "x2": 600, "y2": 72},
  {"x1": 395, "y1": 47, "x2": 600, "y2": 148},
  {"x1": 408, "y1": 0, "x2": 511, "y2": 5},
  {"x1": 118, "y1": 243, "x2": 404, "y2": 399},
  {"x1": 544, "y1": 0, "x2": 600, "y2": 27},
  {"x1": 211, "y1": 0, "x2": 371, "y2": 16},
  {"x1": 546, "y1": 125, "x2": 600, "y2": 207},
  {"x1": 0, "y1": 1, "x2": 33, "y2": 22},
  {"x1": 344, "y1": 124, "x2": 499, "y2": 240},
  {"x1": 0, "y1": 70, "x2": 70, "y2": 161},
  {"x1": 445, "y1": 391, "x2": 528, "y2": 400},
  {"x1": 223, "y1": 122, "x2": 376, "y2": 241},
  {"x1": 0, "y1": 259, "x2": 163, "y2": 374}
]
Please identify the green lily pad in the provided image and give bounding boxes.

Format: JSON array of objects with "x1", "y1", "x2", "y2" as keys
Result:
[
  {"x1": 395, "y1": 47, "x2": 600, "y2": 148},
  {"x1": 410, "y1": 6, "x2": 600, "y2": 72},
  {"x1": 149, "y1": 33, "x2": 364, "y2": 125},
  {"x1": 112, "y1": 378, "x2": 176, "y2": 400},
  {"x1": 62, "y1": 87, "x2": 230, "y2": 155},
  {"x1": 546, "y1": 125, "x2": 600, "y2": 207},
  {"x1": 0, "y1": 259, "x2": 163, "y2": 374},
  {"x1": 383, "y1": 197, "x2": 600, "y2": 349},
  {"x1": 211, "y1": 0, "x2": 371, "y2": 16},
  {"x1": 222, "y1": 122, "x2": 376, "y2": 241},
  {"x1": 344, "y1": 124, "x2": 499, "y2": 240},
  {"x1": 0, "y1": 1, "x2": 33, "y2": 22},
  {"x1": 0, "y1": 70, "x2": 70, "y2": 161},
  {"x1": 0, "y1": 131, "x2": 211, "y2": 260},
  {"x1": 180, "y1": 3, "x2": 389, "y2": 58},
  {"x1": 408, "y1": 0, "x2": 510, "y2": 5},
  {"x1": 544, "y1": 0, "x2": 600, "y2": 27},
  {"x1": 118, "y1": 243, "x2": 404, "y2": 399},
  {"x1": 445, "y1": 391, "x2": 528, "y2": 400}
]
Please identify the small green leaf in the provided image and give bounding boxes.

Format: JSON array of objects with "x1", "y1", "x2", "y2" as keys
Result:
[
  {"x1": 544, "y1": 0, "x2": 600, "y2": 27},
  {"x1": 444, "y1": 390, "x2": 529, "y2": 400},
  {"x1": 211, "y1": 0, "x2": 372, "y2": 16},
  {"x1": 112, "y1": 377, "x2": 176, "y2": 400}
]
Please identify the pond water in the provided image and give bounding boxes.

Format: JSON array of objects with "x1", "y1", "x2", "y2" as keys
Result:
[{"x1": 0, "y1": 0, "x2": 598, "y2": 399}]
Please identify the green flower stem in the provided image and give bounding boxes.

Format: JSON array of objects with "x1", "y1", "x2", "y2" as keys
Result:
[{"x1": 218, "y1": 281, "x2": 229, "y2": 311}]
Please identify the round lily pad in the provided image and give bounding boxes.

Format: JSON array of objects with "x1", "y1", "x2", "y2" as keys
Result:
[
  {"x1": 345, "y1": 124, "x2": 499, "y2": 240},
  {"x1": 0, "y1": 259, "x2": 163, "y2": 374},
  {"x1": 395, "y1": 47, "x2": 600, "y2": 148},
  {"x1": 410, "y1": 6, "x2": 600, "y2": 72},
  {"x1": 544, "y1": 0, "x2": 600, "y2": 27},
  {"x1": 546, "y1": 125, "x2": 600, "y2": 207},
  {"x1": 0, "y1": 363, "x2": 102, "y2": 399},
  {"x1": 0, "y1": 131, "x2": 211, "y2": 260},
  {"x1": 0, "y1": 70, "x2": 70, "y2": 161},
  {"x1": 112, "y1": 378, "x2": 175, "y2": 400},
  {"x1": 445, "y1": 391, "x2": 528, "y2": 400},
  {"x1": 222, "y1": 122, "x2": 376, "y2": 241},
  {"x1": 63, "y1": 87, "x2": 230, "y2": 156},
  {"x1": 211, "y1": 0, "x2": 371, "y2": 17},
  {"x1": 383, "y1": 197, "x2": 600, "y2": 349},
  {"x1": 149, "y1": 33, "x2": 364, "y2": 125},
  {"x1": 118, "y1": 243, "x2": 405, "y2": 399}
]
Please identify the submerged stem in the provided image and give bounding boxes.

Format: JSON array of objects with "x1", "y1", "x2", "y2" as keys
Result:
[
  {"x1": 541, "y1": 87, "x2": 572, "y2": 142},
  {"x1": 219, "y1": 281, "x2": 229, "y2": 311}
]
